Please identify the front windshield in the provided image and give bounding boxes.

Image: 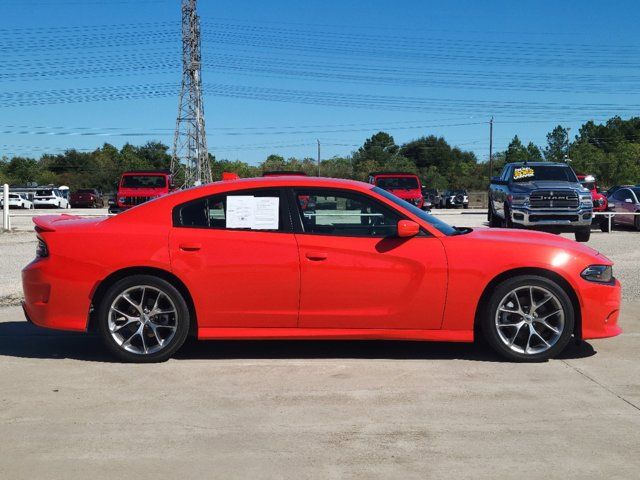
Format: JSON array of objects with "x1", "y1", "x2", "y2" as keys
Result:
[
  {"x1": 376, "y1": 177, "x2": 419, "y2": 190},
  {"x1": 373, "y1": 186, "x2": 458, "y2": 236},
  {"x1": 121, "y1": 175, "x2": 167, "y2": 188},
  {"x1": 512, "y1": 165, "x2": 578, "y2": 183},
  {"x1": 581, "y1": 181, "x2": 596, "y2": 191}
]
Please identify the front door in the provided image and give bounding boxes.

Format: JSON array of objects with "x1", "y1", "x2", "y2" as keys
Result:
[
  {"x1": 292, "y1": 188, "x2": 448, "y2": 330},
  {"x1": 169, "y1": 188, "x2": 300, "y2": 328}
]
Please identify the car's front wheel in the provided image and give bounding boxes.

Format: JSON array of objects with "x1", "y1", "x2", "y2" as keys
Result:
[
  {"x1": 97, "y1": 275, "x2": 190, "y2": 362},
  {"x1": 481, "y1": 275, "x2": 575, "y2": 362}
]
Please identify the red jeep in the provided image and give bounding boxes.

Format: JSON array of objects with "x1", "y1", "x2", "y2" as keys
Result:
[
  {"x1": 577, "y1": 174, "x2": 608, "y2": 213},
  {"x1": 368, "y1": 172, "x2": 424, "y2": 209},
  {"x1": 109, "y1": 170, "x2": 175, "y2": 214}
]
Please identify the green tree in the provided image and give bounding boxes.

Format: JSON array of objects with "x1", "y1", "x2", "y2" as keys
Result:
[{"x1": 544, "y1": 125, "x2": 570, "y2": 162}]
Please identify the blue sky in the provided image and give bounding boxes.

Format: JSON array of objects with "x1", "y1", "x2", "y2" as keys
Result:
[{"x1": 1, "y1": 0, "x2": 639, "y2": 164}]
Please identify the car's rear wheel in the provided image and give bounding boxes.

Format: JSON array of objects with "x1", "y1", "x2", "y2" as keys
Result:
[
  {"x1": 634, "y1": 214, "x2": 640, "y2": 232},
  {"x1": 488, "y1": 205, "x2": 502, "y2": 228},
  {"x1": 600, "y1": 216, "x2": 611, "y2": 232},
  {"x1": 481, "y1": 275, "x2": 575, "y2": 362},
  {"x1": 97, "y1": 275, "x2": 190, "y2": 363}
]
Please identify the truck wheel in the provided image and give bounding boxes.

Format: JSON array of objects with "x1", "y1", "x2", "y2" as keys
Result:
[
  {"x1": 575, "y1": 227, "x2": 591, "y2": 242},
  {"x1": 488, "y1": 205, "x2": 502, "y2": 228},
  {"x1": 503, "y1": 205, "x2": 513, "y2": 228},
  {"x1": 599, "y1": 217, "x2": 611, "y2": 232},
  {"x1": 97, "y1": 275, "x2": 190, "y2": 363},
  {"x1": 482, "y1": 275, "x2": 575, "y2": 362},
  {"x1": 463, "y1": 204, "x2": 469, "y2": 209}
]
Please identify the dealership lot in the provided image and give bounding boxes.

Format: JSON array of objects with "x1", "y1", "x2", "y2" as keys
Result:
[{"x1": 0, "y1": 209, "x2": 639, "y2": 479}]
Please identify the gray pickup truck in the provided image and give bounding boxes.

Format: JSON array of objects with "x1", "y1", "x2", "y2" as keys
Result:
[{"x1": 488, "y1": 162, "x2": 593, "y2": 242}]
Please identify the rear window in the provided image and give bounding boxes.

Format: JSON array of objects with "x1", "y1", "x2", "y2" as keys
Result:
[
  {"x1": 121, "y1": 175, "x2": 167, "y2": 188},
  {"x1": 512, "y1": 166, "x2": 578, "y2": 183},
  {"x1": 36, "y1": 189, "x2": 53, "y2": 196},
  {"x1": 375, "y1": 177, "x2": 419, "y2": 190}
]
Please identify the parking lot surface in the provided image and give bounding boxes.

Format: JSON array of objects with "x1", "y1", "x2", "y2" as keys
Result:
[{"x1": 1, "y1": 208, "x2": 639, "y2": 479}]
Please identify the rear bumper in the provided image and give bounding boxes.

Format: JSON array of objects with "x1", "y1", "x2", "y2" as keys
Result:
[
  {"x1": 580, "y1": 279, "x2": 622, "y2": 340},
  {"x1": 22, "y1": 258, "x2": 91, "y2": 332}
]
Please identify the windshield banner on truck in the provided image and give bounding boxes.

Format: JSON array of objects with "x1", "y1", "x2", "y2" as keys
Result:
[{"x1": 513, "y1": 167, "x2": 535, "y2": 180}]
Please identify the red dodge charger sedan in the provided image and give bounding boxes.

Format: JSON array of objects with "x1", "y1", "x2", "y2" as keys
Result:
[{"x1": 22, "y1": 176, "x2": 621, "y2": 362}]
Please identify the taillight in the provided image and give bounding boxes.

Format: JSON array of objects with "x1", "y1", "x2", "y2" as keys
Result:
[{"x1": 36, "y1": 237, "x2": 49, "y2": 258}]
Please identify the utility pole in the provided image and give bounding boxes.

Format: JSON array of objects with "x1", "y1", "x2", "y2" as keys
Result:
[
  {"x1": 171, "y1": 0, "x2": 211, "y2": 187},
  {"x1": 317, "y1": 139, "x2": 321, "y2": 176},
  {"x1": 488, "y1": 116, "x2": 494, "y2": 180}
]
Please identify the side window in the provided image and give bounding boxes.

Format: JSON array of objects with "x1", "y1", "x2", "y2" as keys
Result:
[
  {"x1": 174, "y1": 189, "x2": 289, "y2": 232},
  {"x1": 615, "y1": 189, "x2": 631, "y2": 201},
  {"x1": 294, "y1": 189, "x2": 401, "y2": 237}
]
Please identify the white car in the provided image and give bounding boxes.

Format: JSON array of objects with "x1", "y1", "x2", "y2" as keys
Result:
[
  {"x1": 33, "y1": 188, "x2": 70, "y2": 209},
  {"x1": 0, "y1": 193, "x2": 34, "y2": 209}
]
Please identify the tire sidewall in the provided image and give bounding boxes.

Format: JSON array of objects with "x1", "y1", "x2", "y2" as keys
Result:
[
  {"x1": 97, "y1": 275, "x2": 190, "y2": 363},
  {"x1": 482, "y1": 275, "x2": 575, "y2": 362}
]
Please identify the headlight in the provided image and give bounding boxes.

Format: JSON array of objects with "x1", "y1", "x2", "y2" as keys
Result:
[
  {"x1": 581, "y1": 265, "x2": 613, "y2": 283},
  {"x1": 511, "y1": 195, "x2": 527, "y2": 205},
  {"x1": 36, "y1": 237, "x2": 49, "y2": 258},
  {"x1": 580, "y1": 196, "x2": 593, "y2": 207},
  {"x1": 119, "y1": 197, "x2": 125, "y2": 203}
]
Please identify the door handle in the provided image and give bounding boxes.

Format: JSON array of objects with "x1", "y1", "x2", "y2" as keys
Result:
[
  {"x1": 179, "y1": 243, "x2": 201, "y2": 252},
  {"x1": 305, "y1": 251, "x2": 328, "y2": 261}
]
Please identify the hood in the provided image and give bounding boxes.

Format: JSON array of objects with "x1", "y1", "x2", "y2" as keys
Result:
[
  {"x1": 511, "y1": 180, "x2": 583, "y2": 192},
  {"x1": 462, "y1": 227, "x2": 609, "y2": 263},
  {"x1": 386, "y1": 188, "x2": 421, "y2": 198}
]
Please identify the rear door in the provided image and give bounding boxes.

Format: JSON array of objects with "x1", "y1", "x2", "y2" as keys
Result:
[
  {"x1": 169, "y1": 188, "x2": 300, "y2": 328},
  {"x1": 290, "y1": 187, "x2": 448, "y2": 330}
]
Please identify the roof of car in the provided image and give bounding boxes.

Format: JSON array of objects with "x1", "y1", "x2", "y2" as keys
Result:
[
  {"x1": 368, "y1": 171, "x2": 419, "y2": 177},
  {"x1": 210, "y1": 176, "x2": 370, "y2": 189},
  {"x1": 506, "y1": 162, "x2": 569, "y2": 167}
]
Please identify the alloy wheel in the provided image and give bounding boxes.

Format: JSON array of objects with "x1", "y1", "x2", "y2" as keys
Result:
[
  {"x1": 108, "y1": 285, "x2": 178, "y2": 355},
  {"x1": 494, "y1": 286, "x2": 565, "y2": 355}
]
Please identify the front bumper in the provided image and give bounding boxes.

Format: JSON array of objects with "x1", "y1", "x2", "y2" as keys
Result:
[
  {"x1": 580, "y1": 278, "x2": 622, "y2": 340},
  {"x1": 510, "y1": 206, "x2": 592, "y2": 228}
]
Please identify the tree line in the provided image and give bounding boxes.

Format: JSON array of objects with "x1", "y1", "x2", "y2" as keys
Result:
[{"x1": 1, "y1": 116, "x2": 639, "y2": 192}]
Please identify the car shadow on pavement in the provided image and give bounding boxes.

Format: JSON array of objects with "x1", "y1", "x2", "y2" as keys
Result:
[{"x1": 0, "y1": 320, "x2": 597, "y2": 363}]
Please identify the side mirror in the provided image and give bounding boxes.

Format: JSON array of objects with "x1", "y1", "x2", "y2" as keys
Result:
[
  {"x1": 625, "y1": 198, "x2": 633, "y2": 203},
  {"x1": 397, "y1": 220, "x2": 420, "y2": 238}
]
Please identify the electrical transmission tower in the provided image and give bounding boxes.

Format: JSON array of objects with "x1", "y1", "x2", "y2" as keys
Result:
[{"x1": 171, "y1": 0, "x2": 211, "y2": 186}]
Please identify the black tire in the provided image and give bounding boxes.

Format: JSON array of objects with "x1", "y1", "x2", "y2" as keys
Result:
[
  {"x1": 481, "y1": 275, "x2": 575, "y2": 362},
  {"x1": 574, "y1": 227, "x2": 591, "y2": 242},
  {"x1": 503, "y1": 204, "x2": 513, "y2": 228},
  {"x1": 635, "y1": 214, "x2": 640, "y2": 232},
  {"x1": 97, "y1": 275, "x2": 190, "y2": 363},
  {"x1": 599, "y1": 217, "x2": 611, "y2": 233},
  {"x1": 463, "y1": 204, "x2": 469, "y2": 209},
  {"x1": 488, "y1": 204, "x2": 502, "y2": 228}
]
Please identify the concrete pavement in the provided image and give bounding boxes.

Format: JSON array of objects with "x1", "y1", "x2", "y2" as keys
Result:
[{"x1": 0, "y1": 302, "x2": 638, "y2": 480}]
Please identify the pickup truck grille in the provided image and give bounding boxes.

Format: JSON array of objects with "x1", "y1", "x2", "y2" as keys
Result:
[
  {"x1": 529, "y1": 190, "x2": 579, "y2": 209},
  {"x1": 121, "y1": 196, "x2": 152, "y2": 206}
]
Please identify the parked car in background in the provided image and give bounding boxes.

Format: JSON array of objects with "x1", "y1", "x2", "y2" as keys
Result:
[
  {"x1": 577, "y1": 175, "x2": 607, "y2": 214},
  {"x1": 1, "y1": 193, "x2": 33, "y2": 209},
  {"x1": 70, "y1": 189, "x2": 104, "y2": 208},
  {"x1": 422, "y1": 188, "x2": 440, "y2": 209},
  {"x1": 23, "y1": 177, "x2": 621, "y2": 363},
  {"x1": 109, "y1": 170, "x2": 175, "y2": 214},
  {"x1": 33, "y1": 188, "x2": 70, "y2": 209},
  {"x1": 488, "y1": 162, "x2": 593, "y2": 242},
  {"x1": 606, "y1": 186, "x2": 640, "y2": 231},
  {"x1": 440, "y1": 189, "x2": 469, "y2": 209},
  {"x1": 368, "y1": 172, "x2": 424, "y2": 208}
]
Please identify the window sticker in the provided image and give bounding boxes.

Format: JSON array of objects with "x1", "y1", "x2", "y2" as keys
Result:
[
  {"x1": 513, "y1": 167, "x2": 535, "y2": 180},
  {"x1": 226, "y1": 196, "x2": 279, "y2": 230}
]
